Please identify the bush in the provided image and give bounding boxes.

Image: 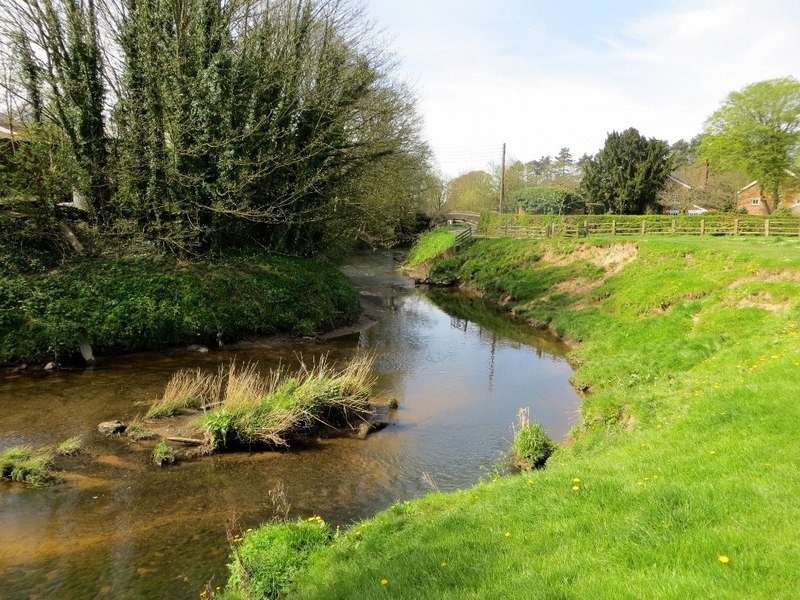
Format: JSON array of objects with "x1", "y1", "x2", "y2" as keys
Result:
[
  {"x1": 226, "y1": 518, "x2": 332, "y2": 599},
  {"x1": 510, "y1": 409, "x2": 556, "y2": 470}
]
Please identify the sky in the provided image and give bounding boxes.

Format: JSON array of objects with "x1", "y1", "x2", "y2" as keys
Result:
[{"x1": 363, "y1": 0, "x2": 800, "y2": 177}]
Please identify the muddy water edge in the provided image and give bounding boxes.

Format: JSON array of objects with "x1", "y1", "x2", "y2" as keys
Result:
[{"x1": 0, "y1": 250, "x2": 581, "y2": 599}]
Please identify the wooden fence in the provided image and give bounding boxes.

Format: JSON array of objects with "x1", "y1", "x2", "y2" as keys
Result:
[{"x1": 478, "y1": 214, "x2": 800, "y2": 239}]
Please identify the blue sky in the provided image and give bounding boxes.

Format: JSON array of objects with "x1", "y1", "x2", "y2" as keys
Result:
[{"x1": 364, "y1": 0, "x2": 800, "y2": 176}]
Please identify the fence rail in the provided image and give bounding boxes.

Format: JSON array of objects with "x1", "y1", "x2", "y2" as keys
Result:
[{"x1": 478, "y1": 214, "x2": 800, "y2": 239}]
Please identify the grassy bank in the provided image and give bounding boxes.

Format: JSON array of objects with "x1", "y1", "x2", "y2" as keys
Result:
[
  {"x1": 221, "y1": 236, "x2": 800, "y2": 599},
  {"x1": 403, "y1": 228, "x2": 459, "y2": 267},
  {"x1": 0, "y1": 254, "x2": 360, "y2": 364}
]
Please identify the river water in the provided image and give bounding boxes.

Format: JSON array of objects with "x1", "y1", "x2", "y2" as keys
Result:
[{"x1": 0, "y1": 251, "x2": 580, "y2": 599}]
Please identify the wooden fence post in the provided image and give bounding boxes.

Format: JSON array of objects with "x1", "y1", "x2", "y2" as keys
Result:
[
  {"x1": 733, "y1": 218, "x2": 739, "y2": 236},
  {"x1": 671, "y1": 219, "x2": 676, "y2": 234},
  {"x1": 611, "y1": 219, "x2": 616, "y2": 236},
  {"x1": 700, "y1": 219, "x2": 705, "y2": 236},
  {"x1": 641, "y1": 220, "x2": 646, "y2": 235},
  {"x1": 765, "y1": 219, "x2": 770, "y2": 237}
]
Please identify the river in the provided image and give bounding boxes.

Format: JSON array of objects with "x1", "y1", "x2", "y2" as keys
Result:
[{"x1": 0, "y1": 251, "x2": 580, "y2": 599}]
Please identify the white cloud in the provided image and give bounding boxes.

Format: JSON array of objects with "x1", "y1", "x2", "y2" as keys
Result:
[{"x1": 366, "y1": 0, "x2": 800, "y2": 177}]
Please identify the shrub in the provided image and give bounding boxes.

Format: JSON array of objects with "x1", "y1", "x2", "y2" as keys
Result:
[
  {"x1": 510, "y1": 408, "x2": 556, "y2": 470},
  {"x1": 226, "y1": 519, "x2": 332, "y2": 599}
]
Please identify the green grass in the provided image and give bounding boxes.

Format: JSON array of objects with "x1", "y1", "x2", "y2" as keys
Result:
[
  {"x1": 221, "y1": 235, "x2": 800, "y2": 599},
  {"x1": 0, "y1": 445, "x2": 56, "y2": 485},
  {"x1": 404, "y1": 229, "x2": 459, "y2": 267},
  {"x1": 125, "y1": 420, "x2": 158, "y2": 440},
  {"x1": 56, "y1": 436, "x2": 84, "y2": 456},
  {"x1": 152, "y1": 440, "x2": 176, "y2": 466},
  {"x1": 224, "y1": 518, "x2": 332, "y2": 600},
  {"x1": 0, "y1": 253, "x2": 360, "y2": 364}
]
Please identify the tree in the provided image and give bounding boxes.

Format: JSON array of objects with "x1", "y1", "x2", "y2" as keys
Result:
[
  {"x1": 514, "y1": 186, "x2": 585, "y2": 215},
  {"x1": 669, "y1": 137, "x2": 700, "y2": 168},
  {"x1": 581, "y1": 128, "x2": 673, "y2": 214},
  {"x1": 699, "y1": 77, "x2": 800, "y2": 209},
  {"x1": 4, "y1": 0, "x2": 111, "y2": 221},
  {"x1": 445, "y1": 170, "x2": 496, "y2": 213}
]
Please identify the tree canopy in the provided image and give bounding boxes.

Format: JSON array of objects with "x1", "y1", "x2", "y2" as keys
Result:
[
  {"x1": 699, "y1": 77, "x2": 800, "y2": 208},
  {"x1": 514, "y1": 186, "x2": 585, "y2": 215},
  {"x1": 0, "y1": 0, "x2": 433, "y2": 255},
  {"x1": 580, "y1": 128, "x2": 672, "y2": 214}
]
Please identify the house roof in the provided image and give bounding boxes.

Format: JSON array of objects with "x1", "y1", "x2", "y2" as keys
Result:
[
  {"x1": 737, "y1": 170, "x2": 799, "y2": 194},
  {"x1": 738, "y1": 180, "x2": 759, "y2": 193},
  {"x1": 667, "y1": 174, "x2": 692, "y2": 190}
]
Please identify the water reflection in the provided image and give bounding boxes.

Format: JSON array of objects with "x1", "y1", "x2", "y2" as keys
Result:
[{"x1": 0, "y1": 250, "x2": 580, "y2": 599}]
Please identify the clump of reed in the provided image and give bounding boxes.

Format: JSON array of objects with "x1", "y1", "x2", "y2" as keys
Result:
[
  {"x1": 56, "y1": 436, "x2": 84, "y2": 456},
  {"x1": 0, "y1": 445, "x2": 57, "y2": 485},
  {"x1": 200, "y1": 354, "x2": 375, "y2": 449},
  {"x1": 152, "y1": 440, "x2": 176, "y2": 466},
  {"x1": 146, "y1": 368, "x2": 222, "y2": 419},
  {"x1": 510, "y1": 408, "x2": 556, "y2": 470}
]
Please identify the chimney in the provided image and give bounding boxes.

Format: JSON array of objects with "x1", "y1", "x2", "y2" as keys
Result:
[{"x1": 700, "y1": 160, "x2": 709, "y2": 189}]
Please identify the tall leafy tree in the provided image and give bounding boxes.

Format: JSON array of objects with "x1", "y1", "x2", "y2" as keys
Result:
[
  {"x1": 446, "y1": 170, "x2": 496, "y2": 213},
  {"x1": 5, "y1": 0, "x2": 111, "y2": 220},
  {"x1": 699, "y1": 77, "x2": 800, "y2": 208},
  {"x1": 581, "y1": 128, "x2": 672, "y2": 214}
]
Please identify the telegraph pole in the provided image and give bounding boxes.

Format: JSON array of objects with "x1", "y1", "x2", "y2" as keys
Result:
[{"x1": 499, "y1": 143, "x2": 506, "y2": 214}]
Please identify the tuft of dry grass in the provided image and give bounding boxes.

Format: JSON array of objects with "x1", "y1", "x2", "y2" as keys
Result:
[
  {"x1": 200, "y1": 354, "x2": 376, "y2": 450},
  {"x1": 146, "y1": 368, "x2": 222, "y2": 419}
]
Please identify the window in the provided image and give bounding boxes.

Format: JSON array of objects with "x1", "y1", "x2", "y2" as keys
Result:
[{"x1": 752, "y1": 197, "x2": 760, "y2": 205}]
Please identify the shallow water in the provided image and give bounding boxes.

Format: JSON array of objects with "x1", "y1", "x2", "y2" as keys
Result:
[{"x1": 0, "y1": 251, "x2": 580, "y2": 599}]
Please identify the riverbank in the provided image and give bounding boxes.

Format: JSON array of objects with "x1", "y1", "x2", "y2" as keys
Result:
[
  {"x1": 223, "y1": 235, "x2": 800, "y2": 599},
  {"x1": 0, "y1": 254, "x2": 360, "y2": 366}
]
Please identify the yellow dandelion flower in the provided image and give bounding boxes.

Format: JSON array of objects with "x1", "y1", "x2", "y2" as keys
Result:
[
  {"x1": 718, "y1": 555, "x2": 730, "y2": 564},
  {"x1": 380, "y1": 578, "x2": 389, "y2": 586},
  {"x1": 572, "y1": 478, "x2": 581, "y2": 483},
  {"x1": 572, "y1": 485, "x2": 580, "y2": 492},
  {"x1": 504, "y1": 531, "x2": 512, "y2": 537},
  {"x1": 440, "y1": 562, "x2": 447, "y2": 568},
  {"x1": 709, "y1": 450, "x2": 717, "y2": 455}
]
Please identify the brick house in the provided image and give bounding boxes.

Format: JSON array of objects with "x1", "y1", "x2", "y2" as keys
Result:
[{"x1": 736, "y1": 171, "x2": 800, "y2": 215}]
